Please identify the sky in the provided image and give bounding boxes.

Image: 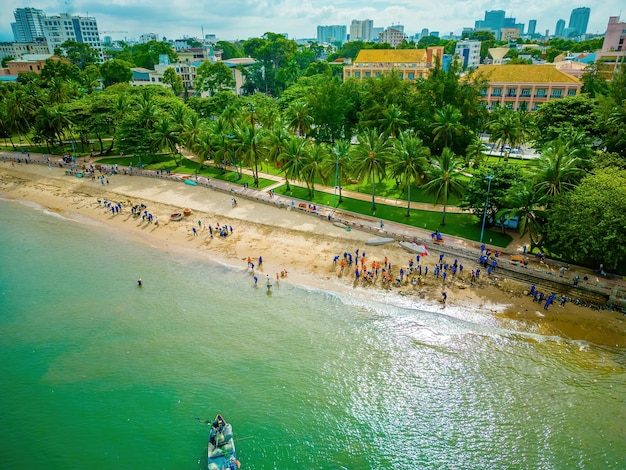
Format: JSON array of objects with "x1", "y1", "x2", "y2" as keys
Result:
[{"x1": 0, "y1": 0, "x2": 621, "y2": 42}]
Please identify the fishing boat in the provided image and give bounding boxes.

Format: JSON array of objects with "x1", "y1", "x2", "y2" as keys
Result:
[{"x1": 208, "y1": 414, "x2": 240, "y2": 470}]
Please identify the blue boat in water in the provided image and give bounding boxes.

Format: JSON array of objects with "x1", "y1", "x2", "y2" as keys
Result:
[{"x1": 208, "y1": 414, "x2": 240, "y2": 470}]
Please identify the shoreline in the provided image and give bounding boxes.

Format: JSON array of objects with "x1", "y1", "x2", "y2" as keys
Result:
[{"x1": 1, "y1": 159, "x2": 624, "y2": 348}]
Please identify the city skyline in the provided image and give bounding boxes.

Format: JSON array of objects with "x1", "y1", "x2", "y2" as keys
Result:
[{"x1": 0, "y1": 1, "x2": 620, "y2": 43}]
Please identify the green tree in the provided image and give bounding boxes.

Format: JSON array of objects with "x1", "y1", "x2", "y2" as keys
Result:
[
  {"x1": 460, "y1": 164, "x2": 523, "y2": 227},
  {"x1": 544, "y1": 168, "x2": 626, "y2": 269},
  {"x1": 100, "y1": 59, "x2": 133, "y2": 87},
  {"x1": 2, "y1": 55, "x2": 14, "y2": 67},
  {"x1": 301, "y1": 143, "x2": 328, "y2": 197},
  {"x1": 532, "y1": 94, "x2": 599, "y2": 147},
  {"x1": 422, "y1": 147, "x2": 466, "y2": 225},
  {"x1": 216, "y1": 41, "x2": 244, "y2": 60},
  {"x1": 285, "y1": 100, "x2": 313, "y2": 137},
  {"x1": 498, "y1": 181, "x2": 547, "y2": 253},
  {"x1": 55, "y1": 40, "x2": 99, "y2": 70},
  {"x1": 380, "y1": 103, "x2": 409, "y2": 138},
  {"x1": 532, "y1": 140, "x2": 587, "y2": 199},
  {"x1": 351, "y1": 130, "x2": 393, "y2": 213},
  {"x1": 432, "y1": 104, "x2": 465, "y2": 152},
  {"x1": 280, "y1": 136, "x2": 310, "y2": 191},
  {"x1": 151, "y1": 117, "x2": 181, "y2": 165},
  {"x1": 389, "y1": 131, "x2": 430, "y2": 216},
  {"x1": 487, "y1": 107, "x2": 521, "y2": 162},
  {"x1": 194, "y1": 61, "x2": 235, "y2": 95},
  {"x1": 162, "y1": 67, "x2": 183, "y2": 96}
]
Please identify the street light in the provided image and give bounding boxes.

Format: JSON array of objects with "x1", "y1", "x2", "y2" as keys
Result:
[
  {"x1": 480, "y1": 173, "x2": 494, "y2": 243},
  {"x1": 333, "y1": 149, "x2": 339, "y2": 207}
]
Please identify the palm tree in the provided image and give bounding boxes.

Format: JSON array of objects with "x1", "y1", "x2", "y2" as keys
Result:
[
  {"x1": 151, "y1": 117, "x2": 180, "y2": 165},
  {"x1": 285, "y1": 101, "x2": 313, "y2": 137},
  {"x1": 422, "y1": 147, "x2": 466, "y2": 226},
  {"x1": 432, "y1": 104, "x2": 464, "y2": 151},
  {"x1": 234, "y1": 120, "x2": 264, "y2": 186},
  {"x1": 464, "y1": 138, "x2": 487, "y2": 167},
  {"x1": 301, "y1": 143, "x2": 328, "y2": 197},
  {"x1": 488, "y1": 107, "x2": 521, "y2": 163},
  {"x1": 380, "y1": 103, "x2": 409, "y2": 138},
  {"x1": 280, "y1": 136, "x2": 310, "y2": 191},
  {"x1": 497, "y1": 181, "x2": 547, "y2": 253},
  {"x1": 322, "y1": 139, "x2": 352, "y2": 205},
  {"x1": 532, "y1": 141, "x2": 586, "y2": 199},
  {"x1": 351, "y1": 129, "x2": 393, "y2": 213},
  {"x1": 389, "y1": 130, "x2": 430, "y2": 217}
]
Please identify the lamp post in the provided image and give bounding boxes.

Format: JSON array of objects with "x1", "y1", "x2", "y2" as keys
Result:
[
  {"x1": 247, "y1": 103, "x2": 259, "y2": 187},
  {"x1": 226, "y1": 134, "x2": 239, "y2": 180},
  {"x1": 480, "y1": 173, "x2": 494, "y2": 243},
  {"x1": 333, "y1": 149, "x2": 339, "y2": 207}
]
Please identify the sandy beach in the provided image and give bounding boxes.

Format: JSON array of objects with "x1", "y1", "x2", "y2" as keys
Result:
[{"x1": 1, "y1": 157, "x2": 624, "y2": 348}]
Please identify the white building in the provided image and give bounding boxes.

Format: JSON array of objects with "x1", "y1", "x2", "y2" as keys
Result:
[
  {"x1": 139, "y1": 33, "x2": 158, "y2": 44},
  {"x1": 0, "y1": 39, "x2": 50, "y2": 61},
  {"x1": 455, "y1": 39, "x2": 482, "y2": 69},
  {"x1": 42, "y1": 13, "x2": 103, "y2": 63}
]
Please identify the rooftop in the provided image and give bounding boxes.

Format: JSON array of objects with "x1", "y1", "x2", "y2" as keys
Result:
[
  {"x1": 476, "y1": 64, "x2": 581, "y2": 84},
  {"x1": 354, "y1": 49, "x2": 429, "y2": 64}
]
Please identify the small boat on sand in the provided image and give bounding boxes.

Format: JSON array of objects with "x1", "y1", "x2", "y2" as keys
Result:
[
  {"x1": 183, "y1": 208, "x2": 192, "y2": 216},
  {"x1": 208, "y1": 414, "x2": 239, "y2": 470},
  {"x1": 365, "y1": 237, "x2": 395, "y2": 246},
  {"x1": 170, "y1": 213, "x2": 183, "y2": 221},
  {"x1": 184, "y1": 179, "x2": 198, "y2": 186},
  {"x1": 399, "y1": 241, "x2": 429, "y2": 256}
]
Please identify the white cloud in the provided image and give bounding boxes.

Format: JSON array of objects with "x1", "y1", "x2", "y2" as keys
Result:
[{"x1": 0, "y1": 0, "x2": 619, "y2": 42}]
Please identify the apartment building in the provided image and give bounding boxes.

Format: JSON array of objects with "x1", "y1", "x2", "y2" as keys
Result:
[
  {"x1": 455, "y1": 39, "x2": 481, "y2": 69},
  {"x1": 42, "y1": 13, "x2": 103, "y2": 63}
]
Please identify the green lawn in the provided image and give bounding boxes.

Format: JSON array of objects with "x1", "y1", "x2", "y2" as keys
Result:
[
  {"x1": 96, "y1": 155, "x2": 275, "y2": 189},
  {"x1": 274, "y1": 184, "x2": 512, "y2": 247}
]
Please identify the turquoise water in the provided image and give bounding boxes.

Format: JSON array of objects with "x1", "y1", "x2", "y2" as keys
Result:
[{"x1": 0, "y1": 198, "x2": 625, "y2": 470}]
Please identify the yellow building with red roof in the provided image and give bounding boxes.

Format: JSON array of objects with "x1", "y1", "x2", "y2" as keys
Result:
[
  {"x1": 343, "y1": 47, "x2": 444, "y2": 82},
  {"x1": 476, "y1": 64, "x2": 582, "y2": 112}
]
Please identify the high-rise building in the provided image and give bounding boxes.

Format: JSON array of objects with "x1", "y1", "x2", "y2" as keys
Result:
[
  {"x1": 378, "y1": 26, "x2": 406, "y2": 48},
  {"x1": 420, "y1": 28, "x2": 429, "y2": 39},
  {"x1": 317, "y1": 25, "x2": 347, "y2": 44},
  {"x1": 475, "y1": 10, "x2": 505, "y2": 37},
  {"x1": 568, "y1": 7, "x2": 590, "y2": 36},
  {"x1": 454, "y1": 39, "x2": 481, "y2": 69},
  {"x1": 527, "y1": 20, "x2": 537, "y2": 36},
  {"x1": 555, "y1": 19, "x2": 566, "y2": 37},
  {"x1": 42, "y1": 13, "x2": 103, "y2": 62},
  {"x1": 12, "y1": 7, "x2": 46, "y2": 43},
  {"x1": 349, "y1": 19, "x2": 374, "y2": 42}
]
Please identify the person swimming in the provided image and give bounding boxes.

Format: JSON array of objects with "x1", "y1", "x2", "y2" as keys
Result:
[{"x1": 137, "y1": 278, "x2": 142, "y2": 287}]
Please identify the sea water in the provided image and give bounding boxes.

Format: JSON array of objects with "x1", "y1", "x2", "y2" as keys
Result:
[{"x1": 0, "y1": 198, "x2": 624, "y2": 470}]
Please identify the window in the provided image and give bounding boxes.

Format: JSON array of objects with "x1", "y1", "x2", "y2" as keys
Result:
[
  {"x1": 550, "y1": 89, "x2": 563, "y2": 98},
  {"x1": 364, "y1": 71, "x2": 371, "y2": 77},
  {"x1": 354, "y1": 72, "x2": 360, "y2": 78},
  {"x1": 520, "y1": 88, "x2": 531, "y2": 97},
  {"x1": 535, "y1": 89, "x2": 546, "y2": 98},
  {"x1": 491, "y1": 87, "x2": 502, "y2": 97},
  {"x1": 518, "y1": 102, "x2": 528, "y2": 111},
  {"x1": 532, "y1": 103, "x2": 540, "y2": 111},
  {"x1": 407, "y1": 72, "x2": 415, "y2": 80},
  {"x1": 567, "y1": 89, "x2": 577, "y2": 96},
  {"x1": 506, "y1": 88, "x2": 517, "y2": 97}
]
